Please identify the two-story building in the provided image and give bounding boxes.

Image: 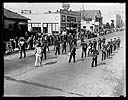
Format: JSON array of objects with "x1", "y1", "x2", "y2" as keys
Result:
[
  {"x1": 79, "y1": 10, "x2": 103, "y2": 32},
  {"x1": 21, "y1": 4, "x2": 81, "y2": 35}
]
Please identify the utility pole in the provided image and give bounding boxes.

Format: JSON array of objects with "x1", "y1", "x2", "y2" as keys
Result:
[{"x1": 82, "y1": 4, "x2": 84, "y2": 11}]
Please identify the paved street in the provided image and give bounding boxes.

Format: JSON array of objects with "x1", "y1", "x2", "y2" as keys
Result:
[{"x1": 4, "y1": 31, "x2": 125, "y2": 97}]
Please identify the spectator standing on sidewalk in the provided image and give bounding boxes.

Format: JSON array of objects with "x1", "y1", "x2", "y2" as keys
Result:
[
  {"x1": 8, "y1": 40, "x2": 12, "y2": 53},
  {"x1": 29, "y1": 35, "x2": 34, "y2": 49},
  {"x1": 10, "y1": 39, "x2": 15, "y2": 52},
  {"x1": 117, "y1": 37, "x2": 121, "y2": 49},
  {"x1": 15, "y1": 36, "x2": 19, "y2": 48},
  {"x1": 113, "y1": 38, "x2": 117, "y2": 51},
  {"x1": 34, "y1": 42, "x2": 42, "y2": 67}
]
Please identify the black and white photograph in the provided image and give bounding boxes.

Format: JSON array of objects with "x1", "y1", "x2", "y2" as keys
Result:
[{"x1": 3, "y1": 2, "x2": 126, "y2": 97}]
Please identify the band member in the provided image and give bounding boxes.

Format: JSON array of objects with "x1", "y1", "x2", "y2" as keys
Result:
[
  {"x1": 113, "y1": 38, "x2": 117, "y2": 51},
  {"x1": 106, "y1": 42, "x2": 111, "y2": 58},
  {"x1": 68, "y1": 44, "x2": 76, "y2": 63},
  {"x1": 98, "y1": 38, "x2": 102, "y2": 50},
  {"x1": 102, "y1": 36, "x2": 106, "y2": 44},
  {"x1": 110, "y1": 39, "x2": 113, "y2": 54},
  {"x1": 101, "y1": 43, "x2": 106, "y2": 60},
  {"x1": 91, "y1": 48, "x2": 99, "y2": 67},
  {"x1": 41, "y1": 42, "x2": 47, "y2": 61},
  {"x1": 18, "y1": 38, "x2": 26, "y2": 59},
  {"x1": 88, "y1": 40, "x2": 93, "y2": 56},
  {"x1": 93, "y1": 39, "x2": 97, "y2": 49},
  {"x1": 34, "y1": 42, "x2": 42, "y2": 67},
  {"x1": 81, "y1": 41, "x2": 88, "y2": 58},
  {"x1": 62, "y1": 40, "x2": 67, "y2": 54},
  {"x1": 55, "y1": 41, "x2": 60, "y2": 55}
]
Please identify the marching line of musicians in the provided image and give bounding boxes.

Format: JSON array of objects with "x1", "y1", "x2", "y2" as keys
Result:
[{"x1": 17, "y1": 33, "x2": 121, "y2": 67}]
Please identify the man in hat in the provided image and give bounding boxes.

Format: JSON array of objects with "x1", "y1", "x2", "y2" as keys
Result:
[
  {"x1": 101, "y1": 43, "x2": 106, "y2": 60},
  {"x1": 91, "y1": 47, "x2": 99, "y2": 67},
  {"x1": 68, "y1": 44, "x2": 76, "y2": 63},
  {"x1": 102, "y1": 36, "x2": 106, "y2": 44},
  {"x1": 93, "y1": 39, "x2": 97, "y2": 50},
  {"x1": 41, "y1": 42, "x2": 47, "y2": 60},
  {"x1": 117, "y1": 37, "x2": 121, "y2": 49},
  {"x1": 88, "y1": 40, "x2": 93, "y2": 56},
  {"x1": 55, "y1": 41, "x2": 60, "y2": 55},
  {"x1": 62, "y1": 39, "x2": 67, "y2": 54},
  {"x1": 110, "y1": 39, "x2": 113, "y2": 54},
  {"x1": 81, "y1": 41, "x2": 88, "y2": 58},
  {"x1": 18, "y1": 38, "x2": 26, "y2": 59},
  {"x1": 113, "y1": 38, "x2": 117, "y2": 51},
  {"x1": 98, "y1": 38, "x2": 102, "y2": 50},
  {"x1": 106, "y1": 42, "x2": 111, "y2": 58}
]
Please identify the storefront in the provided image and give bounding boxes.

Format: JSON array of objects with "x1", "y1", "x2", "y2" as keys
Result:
[
  {"x1": 4, "y1": 9, "x2": 30, "y2": 41},
  {"x1": 22, "y1": 8, "x2": 81, "y2": 35},
  {"x1": 60, "y1": 9, "x2": 81, "y2": 33}
]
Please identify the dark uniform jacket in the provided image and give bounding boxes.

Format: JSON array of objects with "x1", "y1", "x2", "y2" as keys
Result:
[
  {"x1": 101, "y1": 44, "x2": 106, "y2": 52},
  {"x1": 89, "y1": 42, "x2": 93, "y2": 48},
  {"x1": 82, "y1": 43, "x2": 87, "y2": 51},
  {"x1": 18, "y1": 40, "x2": 26, "y2": 50},
  {"x1": 42, "y1": 45, "x2": 47, "y2": 53},
  {"x1": 98, "y1": 39, "x2": 102, "y2": 44},
  {"x1": 56, "y1": 42, "x2": 60, "y2": 49},
  {"x1": 92, "y1": 49, "x2": 99, "y2": 58},
  {"x1": 106, "y1": 43, "x2": 110, "y2": 50},
  {"x1": 71, "y1": 47, "x2": 76, "y2": 55}
]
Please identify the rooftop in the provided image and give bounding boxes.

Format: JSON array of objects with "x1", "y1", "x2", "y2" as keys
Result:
[
  {"x1": 77, "y1": 10, "x2": 102, "y2": 19},
  {"x1": 4, "y1": 8, "x2": 30, "y2": 20}
]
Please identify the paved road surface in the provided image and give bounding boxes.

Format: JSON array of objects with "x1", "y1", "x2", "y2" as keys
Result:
[{"x1": 4, "y1": 31, "x2": 125, "y2": 97}]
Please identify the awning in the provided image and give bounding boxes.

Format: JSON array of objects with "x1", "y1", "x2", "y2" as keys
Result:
[{"x1": 18, "y1": 22, "x2": 27, "y2": 25}]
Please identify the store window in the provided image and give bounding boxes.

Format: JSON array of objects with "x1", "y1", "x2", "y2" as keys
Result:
[
  {"x1": 86, "y1": 21, "x2": 90, "y2": 24},
  {"x1": 67, "y1": 16, "x2": 76, "y2": 22}
]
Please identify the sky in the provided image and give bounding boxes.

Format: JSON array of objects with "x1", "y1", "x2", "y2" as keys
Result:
[{"x1": 4, "y1": 3, "x2": 126, "y2": 24}]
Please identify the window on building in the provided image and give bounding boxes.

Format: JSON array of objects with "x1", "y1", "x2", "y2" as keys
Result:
[
  {"x1": 67, "y1": 16, "x2": 70, "y2": 22},
  {"x1": 84, "y1": 18, "x2": 92, "y2": 21},
  {"x1": 67, "y1": 16, "x2": 76, "y2": 22},
  {"x1": 86, "y1": 21, "x2": 90, "y2": 24},
  {"x1": 61, "y1": 15, "x2": 66, "y2": 22},
  {"x1": 95, "y1": 17, "x2": 99, "y2": 22}
]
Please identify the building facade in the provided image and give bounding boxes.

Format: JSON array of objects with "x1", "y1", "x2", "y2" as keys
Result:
[
  {"x1": 21, "y1": 8, "x2": 81, "y2": 35},
  {"x1": 4, "y1": 9, "x2": 30, "y2": 41},
  {"x1": 79, "y1": 10, "x2": 103, "y2": 32}
]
